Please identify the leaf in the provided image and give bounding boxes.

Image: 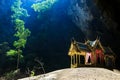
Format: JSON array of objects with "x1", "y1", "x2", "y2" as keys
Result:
[
  {"x1": 6, "y1": 50, "x2": 17, "y2": 56},
  {"x1": 13, "y1": 39, "x2": 26, "y2": 48},
  {"x1": 11, "y1": 0, "x2": 29, "y2": 19},
  {"x1": 31, "y1": 0, "x2": 57, "y2": 13}
]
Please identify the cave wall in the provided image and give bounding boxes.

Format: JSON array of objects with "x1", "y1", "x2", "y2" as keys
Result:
[{"x1": 67, "y1": 0, "x2": 120, "y2": 68}]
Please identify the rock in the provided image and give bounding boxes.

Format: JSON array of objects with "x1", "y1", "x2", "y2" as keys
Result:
[
  {"x1": 68, "y1": 0, "x2": 93, "y2": 38},
  {"x1": 18, "y1": 68, "x2": 120, "y2": 80}
]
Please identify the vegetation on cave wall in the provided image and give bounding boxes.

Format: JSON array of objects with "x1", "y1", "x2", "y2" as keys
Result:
[
  {"x1": 7, "y1": 0, "x2": 31, "y2": 69},
  {"x1": 31, "y1": 0, "x2": 57, "y2": 18},
  {"x1": 11, "y1": 0, "x2": 29, "y2": 19}
]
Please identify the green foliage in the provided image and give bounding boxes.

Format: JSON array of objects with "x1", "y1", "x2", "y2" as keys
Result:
[
  {"x1": 31, "y1": 0, "x2": 57, "y2": 18},
  {"x1": 7, "y1": 49, "x2": 24, "y2": 60},
  {"x1": 14, "y1": 19, "x2": 31, "y2": 39},
  {"x1": 20, "y1": 55, "x2": 24, "y2": 59},
  {"x1": 7, "y1": 0, "x2": 31, "y2": 69},
  {"x1": 30, "y1": 70, "x2": 35, "y2": 77},
  {"x1": 14, "y1": 39, "x2": 26, "y2": 49},
  {"x1": 7, "y1": 19, "x2": 31, "y2": 56},
  {"x1": 13, "y1": 19, "x2": 31, "y2": 49},
  {"x1": 6, "y1": 50, "x2": 17, "y2": 56},
  {"x1": 14, "y1": 19, "x2": 24, "y2": 28},
  {"x1": 11, "y1": 0, "x2": 29, "y2": 19}
]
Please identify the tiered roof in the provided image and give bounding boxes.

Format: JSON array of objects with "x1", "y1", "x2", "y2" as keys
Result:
[{"x1": 69, "y1": 38, "x2": 115, "y2": 56}]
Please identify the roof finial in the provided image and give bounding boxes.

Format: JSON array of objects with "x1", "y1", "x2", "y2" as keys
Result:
[
  {"x1": 96, "y1": 36, "x2": 101, "y2": 41},
  {"x1": 84, "y1": 38, "x2": 87, "y2": 43},
  {"x1": 98, "y1": 36, "x2": 101, "y2": 41},
  {"x1": 96, "y1": 36, "x2": 98, "y2": 40},
  {"x1": 71, "y1": 37, "x2": 75, "y2": 43}
]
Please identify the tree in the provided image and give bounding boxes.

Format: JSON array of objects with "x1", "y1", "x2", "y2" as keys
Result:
[{"x1": 7, "y1": 0, "x2": 31, "y2": 69}]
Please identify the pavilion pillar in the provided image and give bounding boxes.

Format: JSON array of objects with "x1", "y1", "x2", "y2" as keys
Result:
[
  {"x1": 71, "y1": 56, "x2": 72, "y2": 68},
  {"x1": 74, "y1": 55, "x2": 75, "y2": 65},
  {"x1": 76, "y1": 54, "x2": 78, "y2": 67},
  {"x1": 79, "y1": 55, "x2": 80, "y2": 65},
  {"x1": 84, "y1": 55, "x2": 86, "y2": 64}
]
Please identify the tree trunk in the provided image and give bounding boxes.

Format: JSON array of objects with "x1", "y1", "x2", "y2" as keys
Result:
[{"x1": 17, "y1": 49, "x2": 20, "y2": 69}]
